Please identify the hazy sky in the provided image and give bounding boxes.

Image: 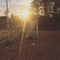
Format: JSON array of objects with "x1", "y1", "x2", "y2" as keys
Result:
[{"x1": 0, "y1": 0, "x2": 32, "y2": 16}]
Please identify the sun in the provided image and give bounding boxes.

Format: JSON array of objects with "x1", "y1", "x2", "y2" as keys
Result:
[
  {"x1": 15, "y1": 9, "x2": 30, "y2": 20},
  {"x1": 22, "y1": 9, "x2": 30, "y2": 20}
]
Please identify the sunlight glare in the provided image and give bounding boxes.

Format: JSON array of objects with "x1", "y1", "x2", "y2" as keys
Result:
[{"x1": 22, "y1": 9, "x2": 29, "y2": 20}]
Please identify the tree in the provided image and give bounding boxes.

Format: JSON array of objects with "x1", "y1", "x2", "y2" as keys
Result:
[
  {"x1": 10, "y1": 14, "x2": 22, "y2": 30},
  {"x1": 31, "y1": 0, "x2": 53, "y2": 16},
  {"x1": 31, "y1": 0, "x2": 42, "y2": 15}
]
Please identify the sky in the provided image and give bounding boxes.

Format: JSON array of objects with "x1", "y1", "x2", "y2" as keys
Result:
[{"x1": 0, "y1": 0, "x2": 32, "y2": 16}]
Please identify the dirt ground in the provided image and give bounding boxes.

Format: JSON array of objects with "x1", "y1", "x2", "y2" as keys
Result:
[{"x1": 0, "y1": 30, "x2": 60, "y2": 60}]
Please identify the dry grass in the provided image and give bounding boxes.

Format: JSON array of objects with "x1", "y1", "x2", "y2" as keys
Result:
[{"x1": 0, "y1": 30, "x2": 60, "y2": 60}]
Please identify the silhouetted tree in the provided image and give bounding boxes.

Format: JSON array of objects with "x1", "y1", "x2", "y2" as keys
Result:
[
  {"x1": 10, "y1": 14, "x2": 22, "y2": 30},
  {"x1": 31, "y1": 0, "x2": 42, "y2": 15}
]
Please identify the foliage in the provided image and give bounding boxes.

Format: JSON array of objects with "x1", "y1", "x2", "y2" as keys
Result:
[
  {"x1": 31, "y1": 0, "x2": 42, "y2": 14},
  {"x1": 10, "y1": 14, "x2": 22, "y2": 30}
]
